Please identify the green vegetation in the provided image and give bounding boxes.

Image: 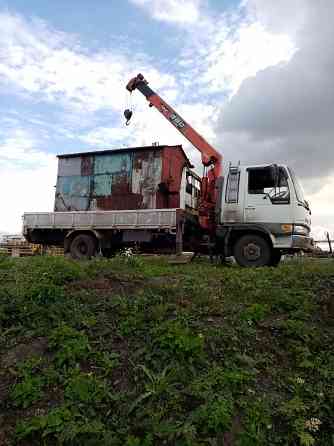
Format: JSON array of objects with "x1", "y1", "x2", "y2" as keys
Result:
[{"x1": 0, "y1": 255, "x2": 333, "y2": 445}]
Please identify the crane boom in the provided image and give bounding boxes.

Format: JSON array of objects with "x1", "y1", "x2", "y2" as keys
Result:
[
  {"x1": 125, "y1": 73, "x2": 223, "y2": 231},
  {"x1": 126, "y1": 73, "x2": 222, "y2": 179}
]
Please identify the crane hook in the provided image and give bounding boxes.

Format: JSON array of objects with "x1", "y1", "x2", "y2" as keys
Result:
[{"x1": 124, "y1": 109, "x2": 133, "y2": 126}]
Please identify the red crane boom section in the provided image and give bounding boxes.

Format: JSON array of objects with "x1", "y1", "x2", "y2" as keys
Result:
[{"x1": 126, "y1": 73, "x2": 222, "y2": 178}]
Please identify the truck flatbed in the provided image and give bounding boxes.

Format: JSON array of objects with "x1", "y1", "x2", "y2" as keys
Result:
[{"x1": 23, "y1": 209, "x2": 179, "y2": 232}]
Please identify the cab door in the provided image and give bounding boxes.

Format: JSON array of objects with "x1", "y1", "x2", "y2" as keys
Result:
[{"x1": 244, "y1": 166, "x2": 292, "y2": 224}]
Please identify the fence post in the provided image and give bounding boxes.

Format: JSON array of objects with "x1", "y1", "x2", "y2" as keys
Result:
[{"x1": 327, "y1": 232, "x2": 333, "y2": 254}]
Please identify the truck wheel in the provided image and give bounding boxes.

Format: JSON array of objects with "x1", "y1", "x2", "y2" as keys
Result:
[
  {"x1": 233, "y1": 234, "x2": 271, "y2": 267},
  {"x1": 69, "y1": 234, "x2": 97, "y2": 260},
  {"x1": 270, "y1": 249, "x2": 282, "y2": 267}
]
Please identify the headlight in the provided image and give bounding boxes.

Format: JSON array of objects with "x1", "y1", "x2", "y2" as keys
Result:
[
  {"x1": 293, "y1": 225, "x2": 310, "y2": 235},
  {"x1": 281, "y1": 224, "x2": 293, "y2": 233}
]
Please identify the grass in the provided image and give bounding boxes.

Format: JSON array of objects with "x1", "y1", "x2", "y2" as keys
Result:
[{"x1": 0, "y1": 254, "x2": 333, "y2": 445}]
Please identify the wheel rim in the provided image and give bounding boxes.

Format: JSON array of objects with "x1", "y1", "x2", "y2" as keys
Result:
[
  {"x1": 243, "y1": 242, "x2": 261, "y2": 261},
  {"x1": 78, "y1": 242, "x2": 88, "y2": 255}
]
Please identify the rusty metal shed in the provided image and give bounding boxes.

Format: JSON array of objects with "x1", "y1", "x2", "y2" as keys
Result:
[{"x1": 55, "y1": 145, "x2": 194, "y2": 212}]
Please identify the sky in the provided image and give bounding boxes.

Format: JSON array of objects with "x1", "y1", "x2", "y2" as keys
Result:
[{"x1": 0, "y1": 0, "x2": 333, "y2": 243}]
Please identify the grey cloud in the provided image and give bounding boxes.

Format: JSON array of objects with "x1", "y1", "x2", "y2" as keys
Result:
[
  {"x1": 216, "y1": 0, "x2": 334, "y2": 188},
  {"x1": 245, "y1": 0, "x2": 308, "y2": 35}
]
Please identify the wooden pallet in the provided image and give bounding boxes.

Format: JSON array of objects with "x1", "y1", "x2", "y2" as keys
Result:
[{"x1": 0, "y1": 241, "x2": 64, "y2": 257}]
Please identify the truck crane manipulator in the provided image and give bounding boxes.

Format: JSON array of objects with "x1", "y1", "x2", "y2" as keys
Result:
[
  {"x1": 124, "y1": 73, "x2": 313, "y2": 266},
  {"x1": 21, "y1": 74, "x2": 313, "y2": 267}
]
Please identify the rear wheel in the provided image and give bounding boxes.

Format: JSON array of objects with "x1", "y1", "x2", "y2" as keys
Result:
[
  {"x1": 233, "y1": 234, "x2": 272, "y2": 267},
  {"x1": 69, "y1": 234, "x2": 97, "y2": 260}
]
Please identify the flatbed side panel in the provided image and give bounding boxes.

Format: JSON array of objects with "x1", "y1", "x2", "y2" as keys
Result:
[{"x1": 23, "y1": 209, "x2": 178, "y2": 231}]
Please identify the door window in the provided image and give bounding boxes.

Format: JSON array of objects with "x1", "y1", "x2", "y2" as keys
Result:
[{"x1": 248, "y1": 167, "x2": 290, "y2": 204}]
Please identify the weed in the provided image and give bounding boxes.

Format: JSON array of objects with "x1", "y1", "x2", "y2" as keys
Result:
[
  {"x1": 193, "y1": 398, "x2": 234, "y2": 434},
  {"x1": 154, "y1": 320, "x2": 205, "y2": 362},
  {"x1": 49, "y1": 323, "x2": 90, "y2": 366},
  {"x1": 11, "y1": 375, "x2": 44, "y2": 408},
  {"x1": 64, "y1": 369, "x2": 109, "y2": 405},
  {"x1": 15, "y1": 405, "x2": 105, "y2": 444},
  {"x1": 129, "y1": 365, "x2": 174, "y2": 414},
  {"x1": 241, "y1": 303, "x2": 270, "y2": 324},
  {"x1": 10, "y1": 357, "x2": 45, "y2": 408}
]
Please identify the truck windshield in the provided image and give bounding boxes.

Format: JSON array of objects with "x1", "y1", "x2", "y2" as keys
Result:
[{"x1": 288, "y1": 167, "x2": 308, "y2": 207}]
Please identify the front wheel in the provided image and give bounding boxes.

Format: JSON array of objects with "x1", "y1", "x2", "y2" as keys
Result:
[
  {"x1": 69, "y1": 234, "x2": 97, "y2": 260},
  {"x1": 233, "y1": 234, "x2": 272, "y2": 267}
]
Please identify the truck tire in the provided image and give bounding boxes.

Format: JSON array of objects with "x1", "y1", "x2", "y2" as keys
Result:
[
  {"x1": 270, "y1": 249, "x2": 282, "y2": 267},
  {"x1": 69, "y1": 234, "x2": 97, "y2": 260},
  {"x1": 233, "y1": 234, "x2": 272, "y2": 267}
]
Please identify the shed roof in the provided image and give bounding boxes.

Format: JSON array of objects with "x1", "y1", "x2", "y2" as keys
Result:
[{"x1": 57, "y1": 145, "x2": 194, "y2": 168}]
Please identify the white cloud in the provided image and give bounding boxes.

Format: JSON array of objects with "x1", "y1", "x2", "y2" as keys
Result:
[
  {"x1": 0, "y1": 161, "x2": 57, "y2": 233},
  {"x1": 0, "y1": 128, "x2": 57, "y2": 233},
  {"x1": 0, "y1": 128, "x2": 53, "y2": 169},
  {"x1": 175, "y1": 4, "x2": 296, "y2": 97},
  {"x1": 244, "y1": 0, "x2": 308, "y2": 35},
  {"x1": 129, "y1": 0, "x2": 202, "y2": 24},
  {"x1": 0, "y1": 12, "x2": 176, "y2": 113},
  {"x1": 81, "y1": 126, "x2": 133, "y2": 147},
  {"x1": 200, "y1": 21, "x2": 296, "y2": 95}
]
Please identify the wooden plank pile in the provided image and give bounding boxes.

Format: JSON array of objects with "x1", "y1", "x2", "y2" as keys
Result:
[{"x1": 0, "y1": 240, "x2": 64, "y2": 257}]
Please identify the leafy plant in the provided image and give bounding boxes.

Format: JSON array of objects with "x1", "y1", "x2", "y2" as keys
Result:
[
  {"x1": 129, "y1": 364, "x2": 173, "y2": 414},
  {"x1": 193, "y1": 398, "x2": 234, "y2": 435},
  {"x1": 15, "y1": 405, "x2": 105, "y2": 443},
  {"x1": 10, "y1": 357, "x2": 45, "y2": 408},
  {"x1": 11, "y1": 375, "x2": 44, "y2": 408},
  {"x1": 65, "y1": 370, "x2": 109, "y2": 405},
  {"x1": 241, "y1": 303, "x2": 270, "y2": 324},
  {"x1": 155, "y1": 321, "x2": 204, "y2": 361},
  {"x1": 237, "y1": 399, "x2": 271, "y2": 446},
  {"x1": 49, "y1": 323, "x2": 90, "y2": 366}
]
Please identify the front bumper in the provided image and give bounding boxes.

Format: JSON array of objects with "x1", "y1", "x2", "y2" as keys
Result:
[
  {"x1": 272, "y1": 233, "x2": 314, "y2": 252},
  {"x1": 291, "y1": 234, "x2": 314, "y2": 252}
]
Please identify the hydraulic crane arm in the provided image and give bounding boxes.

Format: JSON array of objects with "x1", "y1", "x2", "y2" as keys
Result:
[{"x1": 125, "y1": 73, "x2": 222, "y2": 179}]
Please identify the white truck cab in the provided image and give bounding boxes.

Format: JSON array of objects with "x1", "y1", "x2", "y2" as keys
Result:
[{"x1": 217, "y1": 164, "x2": 312, "y2": 266}]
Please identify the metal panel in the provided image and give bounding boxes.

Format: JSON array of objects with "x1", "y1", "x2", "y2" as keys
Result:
[
  {"x1": 132, "y1": 150, "x2": 162, "y2": 209},
  {"x1": 93, "y1": 153, "x2": 132, "y2": 175},
  {"x1": 96, "y1": 194, "x2": 142, "y2": 210},
  {"x1": 55, "y1": 196, "x2": 90, "y2": 212},
  {"x1": 93, "y1": 175, "x2": 113, "y2": 196},
  {"x1": 57, "y1": 176, "x2": 90, "y2": 197},
  {"x1": 81, "y1": 156, "x2": 93, "y2": 176},
  {"x1": 58, "y1": 157, "x2": 82, "y2": 177}
]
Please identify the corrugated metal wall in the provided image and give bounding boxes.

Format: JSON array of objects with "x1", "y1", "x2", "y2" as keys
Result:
[{"x1": 55, "y1": 147, "x2": 186, "y2": 212}]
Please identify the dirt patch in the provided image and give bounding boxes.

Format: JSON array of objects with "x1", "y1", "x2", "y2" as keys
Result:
[
  {"x1": 66, "y1": 276, "x2": 144, "y2": 297},
  {"x1": 0, "y1": 428, "x2": 10, "y2": 446},
  {"x1": 1, "y1": 337, "x2": 48, "y2": 369},
  {"x1": 110, "y1": 336, "x2": 132, "y2": 393},
  {"x1": 222, "y1": 415, "x2": 243, "y2": 445},
  {"x1": 147, "y1": 276, "x2": 180, "y2": 287},
  {"x1": 317, "y1": 278, "x2": 334, "y2": 318},
  {"x1": 258, "y1": 314, "x2": 290, "y2": 330}
]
